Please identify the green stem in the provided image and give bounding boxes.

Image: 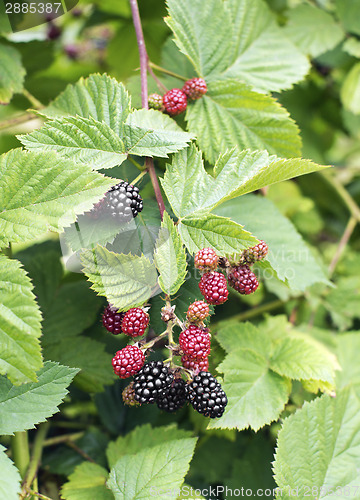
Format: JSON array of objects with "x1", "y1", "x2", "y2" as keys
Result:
[
  {"x1": 20, "y1": 423, "x2": 50, "y2": 499},
  {"x1": 322, "y1": 170, "x2": 360, "y2": 223},
  {"x1": 132, "y1": 169, "x2": 148, "y2": 185},
  {"x1": 148, "y1": 61, "x2": 188, "y2": 82},
  {"x1": 43, "y1": 431, "x2": 85, "y2": 447},
  {"x1": 12, "y1": 432, "x2": 30, "y2": 478},
  {"x1": 22, "y1": 89, "x2": 43, "y2": 110},
  {"x1": 24, "y1": 488, "x2": 53, "y2": 500},
  {"x1": 128, "y1": 156, "x2": 145, "y2": 171},
  {"x1": 328, "y1": 216, "x2": 357, "y2": 275},
  {"x1": 211, "y1": 299, "x2": 284, "y2": 330},
  {"x1": 0, "y1": 112, "x2": 38, "y2": 131}
]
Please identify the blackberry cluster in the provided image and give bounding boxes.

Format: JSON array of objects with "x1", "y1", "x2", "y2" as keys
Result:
[
  {"x1": 133, "y1": 361, "x2": 174, "y2": 404},
  {"x1": 156, "y1": 378, "x2": 187, "y2": 413},
  {"x1": 186, "y1": 371, "x2": 227, "y2": 418}
]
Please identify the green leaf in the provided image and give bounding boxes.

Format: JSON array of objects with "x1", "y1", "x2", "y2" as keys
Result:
[
  {"x1": 273, "y1": 390, "x2": 360, "y2": 499},
  {"x1": 283, "y1": 4, "x2": 344, "y2": 58},
  {"x1": 223, "y1": 0, "x2": 310, "y2": 92},
  {"x1": 20, "y1": 111, "x2": 193, "y2": 169},
  {"x1": 166, "y1": 0, "x2": 309, "y2": 93},
  {"x1": 38, "y1": 73, "x2": 131, "y2": 136},
  {"x1": 165, "y1": 0, "x2": 232, "y2": 77},
  {"x1": 185, "y1": 80, "x2": 302, "y2": 164},
  {"x1": 106, "y1": 424, "x2": 193, "y2": 469},
  {"x1": 19, "y1": 116, "x2": 127, "y2": 170},
  {"x1": 336, "y1": 333, "x2": 360, "y2": 397},
  {"x1": 210, "y1": 347, "x2": 290, "y2": 431},
  {"x1": 270, "y1": 333, "x2": 339, "y2": 385},
  {"x1": 0, "y1": 445, "x2": 21, "y2": 500},
  {"x1": 161, "y1": 146, "x2": 327, "y2": 218},
  {"x1": 336, "y1": 0, "x2": 360, "y2": 36},
  {"x1": 0, "y1": 361, "x2": 79, "y2": 435},
  {"x1": 44, "y1": 337, "x2": 114, "y2": 394},
  {"x1": 210, "y1": 318, "x2": 338, "y2": 430},
  {"x1": 154, "y1": 212, "x2": 187, "y2": 296},
  {"x1": 215, "y1": 195, "x2": 330, "y2": 291},
  {"x1": 107, "y1": 438, "x2": 197, "y2": 500},
  {"x1": 343, "y1": 38, "x2": 360, "y2": 58},
  {"x1": 81, "y1": 246, "x2": 158, "y2": 311},
  {"x1": 324, "y1": 276, "x2": 360, "y2": 330},
  {"x1": 178, "y1": 213, "x2": 258, "y2": 255},
  {"x1": 0, "y1": 149, "x2": 113, "y2": 247},
  {"x1": 124, "y1": 109, "x2": 194, "y2": 158},
  {"x1": 0, "y1": 43, "x2": 26, "y2": 104},
  {"x1": 341, "y1": 63, "x2": 360, "y2": 115},
  {"x1": 0, "y1": 255, "x2": 42, "y2": 385},
  {"x1": 62, "y1": 462, "x2": 114, "y2": 500}
]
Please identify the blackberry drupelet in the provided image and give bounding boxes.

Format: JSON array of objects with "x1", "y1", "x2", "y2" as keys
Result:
[
  {"x1": 133, "y1": 361, "x2": 174, "y2": 404},
  {"x1": 186, "y1": 371, "x2": 227, "y2": 418},
  {"x1": 181, "y1": 354, "x2": 209, "y2": 375},
  {"x1": 156, "y1": 378, "x2": 187, "y2": 413}
]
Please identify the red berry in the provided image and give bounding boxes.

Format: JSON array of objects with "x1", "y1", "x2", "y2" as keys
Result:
[
  {"x1": 199, "y1": 272, "x2": 228, "y2": 305},
  {"x1": 112, "y1": 345, "x2": 145, "y2": 379},
  {"x1": 148, "y1": 93, "x2": 164, "y2": 111},
  {"x1": 163, "y1": 88, "x2": 187, "y2": 116},
  {"x1": 102, "y1": 304, "x2": 125, "y2": 335},
  {"x1": 181, "y1": 354, "x2": 209, "y2": 375},
  {"x1": 186, "y1": 301, "x2": 210, "y2": 323},
  {"x1": 182, "y1": 78, "x2": 207, "y2": 100},
  {"x1": 242, "y1": 240, "x2": 269, "y2": 264},
  {"x1": 179, "y1": 325, "x2": 211, "y2": 359},
  {"x1": 121, "y1": 308, "x2": 149, "y2": 337},
  {"x1": 228, "y1": 265, "x2": 259, "y2": 295},
  {"x1": 194, "y1": 248, "x2": 218, "y2": 272}
]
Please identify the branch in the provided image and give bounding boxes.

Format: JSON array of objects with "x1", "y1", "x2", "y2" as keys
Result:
[
  {"x1": 328, "y1": 216, "x2": 357, "y2": 275},
  {"x1": 130, "y1": 0, "x2": 165, "y2": 219}
]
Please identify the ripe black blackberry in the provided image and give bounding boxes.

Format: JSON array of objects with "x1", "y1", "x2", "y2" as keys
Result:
[
  {"x1": 133, "y1": 361, "x2": 174, "y2": 404},
  {"x1": 186, "y1": 371, "x2": 227, "y2": 418},
  {"x1": 104, "y1": 181, "x2": 143, "y2": 222},
  {"x1": 156, "y1": 378, "x2": 187, "y2": 413}
]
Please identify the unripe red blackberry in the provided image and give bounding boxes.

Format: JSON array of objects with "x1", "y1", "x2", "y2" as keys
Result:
[
  {"x1": 242, "y1": 240, "x2": 268, "y2": 264},
  {"x1": 121, "y1": 308, "x2": 149, "y2": 337},
  {"x1": 112, "y1": 345, "x2": 145, "y2": 378},
  {"x1": 148, "y1": 93, "x2": 164, "y2": 111},
  {"x1": 199, "y1": 272, "x2": 228, "y2": 305},
  {"x1": 186, "y1": 300, "x2": 210, "y2": 323},
  {"x1": 182, "y1": 78, "x2": 207, "y2": 100},
  {"x1": 102, "y1": 304, "x2": 125, "y2": 335},
  {"x1": 194, "y1": 248, "x2": 218, "y2": 272},
  {"x1": 156, "y1": 378, "x2": 187, "y2": 413},
  {"x1": 133, "y1": 361, "x2": 174, "y2": 404},
  {"x1": 122, "y1": 382, "x2": 141, "y2": 407},
  {"x1": 179, "y1": 325, "x2": 211, "y2": 359},
  {"x1": 181, "y1": 354, "x2": 209, "y2": 375},
  {"x1": 228, "y1": 265, "x2": 259, "y2": 295},
  {"x1": 186, "y1": 371, "x2": 227, "y2": 418},
  {"x1": 163, "y1": 88, "x2": 187, "y2": 116}
]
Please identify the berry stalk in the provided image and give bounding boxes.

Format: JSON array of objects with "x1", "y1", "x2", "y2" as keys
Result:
[{"x1": 130, "y1": 0, "x2": 165, "y2": 219}]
